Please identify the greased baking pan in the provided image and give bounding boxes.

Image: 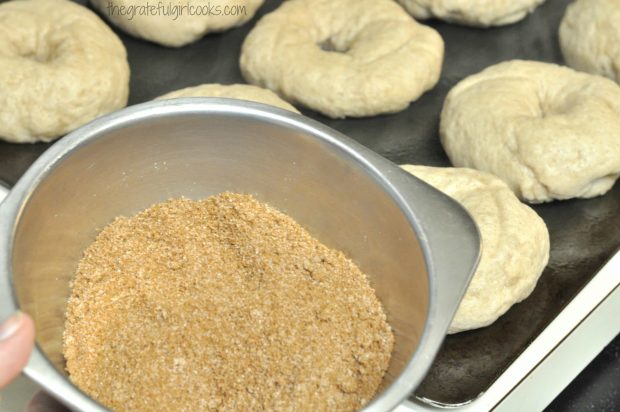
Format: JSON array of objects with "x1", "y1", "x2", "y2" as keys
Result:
[{"x1": 0, "y1": 0, "x2": 618, "y2": 408}]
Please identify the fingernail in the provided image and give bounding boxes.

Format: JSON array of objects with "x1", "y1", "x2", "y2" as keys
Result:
[{"x1": 0, "y1": 311, "x2": 23, "y2": 341}]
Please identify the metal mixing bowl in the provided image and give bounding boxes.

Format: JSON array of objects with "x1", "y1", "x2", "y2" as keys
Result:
[{"x1": 0, "y1": 99, "x2": 479, "y2": 411}]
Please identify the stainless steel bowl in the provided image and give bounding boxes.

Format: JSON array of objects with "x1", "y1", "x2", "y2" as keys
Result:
[{"x1": 0, "y1": 99, "x2": 479, "y2": 412}]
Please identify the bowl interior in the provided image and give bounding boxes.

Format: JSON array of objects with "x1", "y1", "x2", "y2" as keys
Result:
[{"x1": 10, "y1": 106, "x2": 429, "y2": 400}]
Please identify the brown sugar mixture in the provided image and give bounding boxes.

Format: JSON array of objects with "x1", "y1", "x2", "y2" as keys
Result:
[{"x1": 63, "y1": 193, "x2": 394, "y2": 412}]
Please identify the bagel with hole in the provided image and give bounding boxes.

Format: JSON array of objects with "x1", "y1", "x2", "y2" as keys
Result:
[
  {"x1": 155, "y1": 84, "x2": 299, "y2": 113},
  {"x1": 240, "y1": 0, "x2": 444, "y2": 118},
  {"x1": 0, "y1": 0, "x2": 129, "y2": 143},
  {"x1": 440, "y1": 60, "x2": 620, "y2": 203},
  {"x1": 401, "y1": 165, "x2": 550, "y2": 334},
  {"x1": 560, "y1": 0, "x2": 620, "y2": 84}
]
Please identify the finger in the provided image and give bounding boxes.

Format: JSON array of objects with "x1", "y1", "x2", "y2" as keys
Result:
[
  {"x1": 0, "y1": 311, "x2": 35, "y2": 388},
  {"x1": 27, "y1": 390, "x2": 70, "y2": 412}
]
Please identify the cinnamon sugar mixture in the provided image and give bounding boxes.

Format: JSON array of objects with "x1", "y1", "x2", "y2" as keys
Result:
[{"x1": 63, "y1": 193, "x2": 393, "y2": 412}]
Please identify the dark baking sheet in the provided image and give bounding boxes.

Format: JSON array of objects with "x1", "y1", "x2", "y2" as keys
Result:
[{"x1": 0, "y1": 0, "x2": 618, "y2": 405}]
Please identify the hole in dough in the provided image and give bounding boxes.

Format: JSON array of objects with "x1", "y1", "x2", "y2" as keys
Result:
[
  {"x1": 18, "y1": 37, "x2": 62, "y2": 63},
  {"x1": 318, "y1": 38, "x2": 349, "y2": 53}
]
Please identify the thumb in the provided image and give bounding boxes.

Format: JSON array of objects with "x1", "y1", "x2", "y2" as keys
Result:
[{"x1": 0, "y1": 311, "x2": 35, "y2": 388}]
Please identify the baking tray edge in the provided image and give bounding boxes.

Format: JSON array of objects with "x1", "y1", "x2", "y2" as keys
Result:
[{"x1": 397, "y1": 251, "x2": 620, "y2": 411}]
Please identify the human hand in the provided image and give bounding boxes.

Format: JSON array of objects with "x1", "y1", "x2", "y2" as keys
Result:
[
  {"x1": 0, "y1": 312, "x2": 69, "y2": 411},
  {"x1": 0, "y1": 311, "x2": 35, "y2": 388}
]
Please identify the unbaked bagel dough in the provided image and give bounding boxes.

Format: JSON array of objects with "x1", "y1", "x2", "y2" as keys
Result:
[
  {"x1": 560, "y1": 0, "x2": 620, "y2": 84},
  {"x1": 0, "y1": 0, "x2": 130, "y2": 143},
  {"x1": 155, "y1": 84, "x2": 299, "y2": 113},
  {"x1": 401, "y1": 165, "x2": 550, "y2": 333},
  {"x1": 440, "y1": 60, "x2": 620, "y2": 203},
  {"x1": 396, "y1": 0, "x2": 546, "y2": 27},
  {"x1": 240, "y1": 0, "x2": 444, "y2": 118},
  {"x1": 90, "y1": 0, "x2": 265, "y2": 47}
]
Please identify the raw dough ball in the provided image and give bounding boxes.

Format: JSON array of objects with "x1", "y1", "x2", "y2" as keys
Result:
[
  {"x1": 90, "y1": 0, "x2": 265, "y2": 47},
  {"x1": 397, "y1": 0, "x2": 546, "y2": 27},
  {"x1": 440, "y1": 60, "x2": 620, "y2": 203},
  {"x1": 401, "y1": 165, "x2": 550, "y2": 334},
  {"x1": 240, "y1": 0, "x2": 444, "y2": 118},
  {"x1": 560, "y1": 0, "x2": 620, "y2": 83},
  {"x1": 0, "y1": 0, "x2": 130, "y2": 143},
  {"x1": 155, "y1": 83, "x2": 299, "y2": 113}
]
